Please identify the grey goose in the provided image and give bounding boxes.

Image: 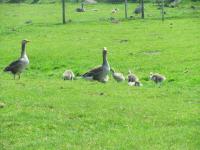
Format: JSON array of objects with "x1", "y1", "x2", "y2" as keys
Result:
[
  {"x1": 4, "y1": 39, "x2": 30, "y2": 79},
  {"x1": 82, "y1": 47, "x2": 110, "y2": 83}
]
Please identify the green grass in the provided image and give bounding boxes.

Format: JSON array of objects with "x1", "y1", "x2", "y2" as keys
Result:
[{"x1": 0, "y1": 2, "x2": 200, "y2": 150}]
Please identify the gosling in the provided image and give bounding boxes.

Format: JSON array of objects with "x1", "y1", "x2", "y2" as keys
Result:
[
  {"x1": 110, "y1": 68, "x2": 125, "y2": 82},
  {"x1": 63, "y1": 70, "x2": 75, "y2": 80},
  {"x1": 128, "y1": 70, "x2": 139, "y2": 82},
  {"x1": 111, "y1": 8, "x2": 119, "y2": 14},
  {"x1": 128, "y1": 81, "x2": 143, "y2": 87},
  {"x1": 150, "y1": 72, "x2": 166, "y2": 84}
]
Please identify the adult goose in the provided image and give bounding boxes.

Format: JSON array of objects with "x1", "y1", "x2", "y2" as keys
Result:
[
  {"x1": 82, "y1": 47, "x2": 110, "y2": 83},
  {"x1": 111, "y1": 68, "x2": 125, "y2": 82},
  {"x1": 4, "y1": 39, "x2": 30, "y2": 79},
  {"x1": 134, "y1": 5, "x2": 142, "y2": 15}
]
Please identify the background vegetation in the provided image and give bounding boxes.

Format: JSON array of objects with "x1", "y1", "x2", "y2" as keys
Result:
[{"x1": 1, "y1": 0, "x2": 199, "y2": 4}]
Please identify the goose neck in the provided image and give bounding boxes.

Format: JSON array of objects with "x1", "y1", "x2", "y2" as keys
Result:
[
  {"x1": 103, "y1": 52, "x2": 108, "y2": 66},
  {"x1": 21, "y1": 43, "x2": 27, "y2": 58}
]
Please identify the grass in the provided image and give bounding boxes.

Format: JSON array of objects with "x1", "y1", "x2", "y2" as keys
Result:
[{"x1": 0, "y1": 2, "x2": 200, "y2": 149}]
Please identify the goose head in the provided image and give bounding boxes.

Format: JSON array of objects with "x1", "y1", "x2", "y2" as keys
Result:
[
  {"x1": 103, "y1": 47, "x2": 107, "y2": 55},
  {"x1": 22, "y1": 39, "x2": 30, "y2": 45}
]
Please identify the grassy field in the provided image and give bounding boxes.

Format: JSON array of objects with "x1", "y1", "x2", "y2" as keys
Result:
[{"x1": 0, "y1": 2, "x2": 200, "y2": 150}]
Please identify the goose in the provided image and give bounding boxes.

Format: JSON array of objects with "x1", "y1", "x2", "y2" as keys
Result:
[
  {"x1": 127, "y1": 70, "x2": 139, "y2": 82},
  {"x1": 110, "y1": 68, "x2": 125, "y2": 82},
  {"x1": 63, "y1": 70, "x2": 75, "y2": 80},
  {"x1": 4, "y1": 39, "x2": 30, "y2": 79},
  {"x1": 76, "y1": 3, "x2": 85, "y2": 12},
  {"x1": 150, "y1": 72, "x2": 166, "y2": 84},
  {"x1": 76, "y1": 7, "x2": 85, "y2": 12},
  {"x1": 82, "y1": 47, "x2": 110, "y2": 83},
  {"x1": 128, "y1": 81, "x2": 143, "y2": 87},
  {"x1": 134, "y1": 5, "x2": 142, "y2": 14}
]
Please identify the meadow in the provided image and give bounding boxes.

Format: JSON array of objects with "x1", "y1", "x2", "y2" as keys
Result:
[{"x1": 0, "y1": 2, "x2": 200, "y2": 149}]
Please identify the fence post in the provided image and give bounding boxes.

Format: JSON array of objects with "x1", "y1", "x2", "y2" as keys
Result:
[
  {"x1": 141, "y1": 0, "x2": 144, "y2": 19},
  {"x1": 62, "y1": 0, "x2": 66, "y2": 24},
  {"x1": 125, "y1": 0, "x2": 128, "y2": 19},
  {"x1": 161, "y1": 0, "x2": 165, "y2": 21}
]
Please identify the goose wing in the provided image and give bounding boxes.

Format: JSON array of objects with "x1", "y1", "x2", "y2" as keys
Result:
[
  {"x1": 4, "y1": 59, "x2": 23, "y2": 73},
  {"x1": 82, "y1": 66, "x2": 103, "y2": 77}
]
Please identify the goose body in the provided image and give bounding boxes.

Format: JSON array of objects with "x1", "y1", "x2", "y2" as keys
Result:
[
  {"x1": 76, "y1": 8, "x2": 85, "y2": 12},
  {"x1": 128, "y1": 70, "x2": 138, "y2": 82},
  {"x1": 150, "y1": 72, "x2": 166, "y2": 83},
  {"x1": 128, "y1": 81, "x2": 143, "y2": 87},
  {"x1": 134, "y1": 5, "x2": 142, "y2": 14},
  {"x1": 4, "y1": 39, "x2": 30, "y2": 79},
  {"x1": 111, "y1": 68, "x2": 125, "y2": 82},
  {"x1": 82, "y1": 47, "x2": 110, "y2": 83},
  {"x1": 63, "y1": 70, "x2": 75, "y2": 80}
]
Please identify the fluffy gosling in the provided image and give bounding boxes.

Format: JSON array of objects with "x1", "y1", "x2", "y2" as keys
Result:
[
  {"x1": 150, "y1": 72, "x2": 166, "y2": 84},
  {"x1": 63, "y1": 70, "x2": 75, "y2": 80},
  {"x1": 128, "y1": 70, "x2": 139, "y2": 82},
  {"x1": 128, "y1": 81, "x2": 143, "y2": 87},
  {"x1": 110, "y1": 68, "x2": 125, "y2": 82}
]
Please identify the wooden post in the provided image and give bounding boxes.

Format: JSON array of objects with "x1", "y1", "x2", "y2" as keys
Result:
[
  {"x1": 141, "y1": 0, "x2": 144, "y2": 19},
  {"x1": 125, "y1": 0, "x2": 128, "y2": 19},
  {"x1": 81, "y1": 2, "x2": 84, "y2": 9},
  {"x1": 161, "y1": 0, "x2": 164, "y2": 21},
  {"x1": 62, "y1": 0, "x2": 66, "y2": 24}
]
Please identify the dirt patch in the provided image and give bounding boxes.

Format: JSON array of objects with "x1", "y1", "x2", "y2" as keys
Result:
[{"x1": 143, "y1": 50, "x2": 161, "y2": 55}]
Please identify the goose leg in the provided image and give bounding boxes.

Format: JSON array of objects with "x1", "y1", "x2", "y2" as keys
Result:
[
  {"x1": 18, "y1": 74, "x2": 21, "y2": 80},
  {"x1": 13, "y1": 74, "x2": 16, "y2": 80}
]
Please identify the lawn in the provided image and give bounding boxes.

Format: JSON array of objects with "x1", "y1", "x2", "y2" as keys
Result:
[{"x1": 0, "y1": 2, "x2": 200, "y2": 150}]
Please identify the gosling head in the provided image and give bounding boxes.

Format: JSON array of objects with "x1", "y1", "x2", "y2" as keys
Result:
[
  {"x1": 149, "y1": 72, "x2": 154, "y2": 79},
  {"x1": 110, "y1": 68, "x2": 115, "y2": 74}
]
